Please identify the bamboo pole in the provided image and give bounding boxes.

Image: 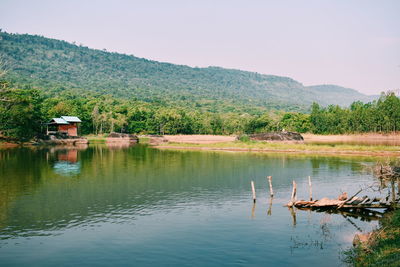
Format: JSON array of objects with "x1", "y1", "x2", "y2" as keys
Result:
[
  {"x1": 251, "y1": 181, "x2": 256, "y2": 203},
  {"x1": 267, "y1": 176, "x2": 274, "y2": 197},
  {"x1": 308, "y1": 176, "x2": 313, "y2": 201}
]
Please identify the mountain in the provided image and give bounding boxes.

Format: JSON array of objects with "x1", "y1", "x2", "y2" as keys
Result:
[
  {"x1": 306, "y1": 85, "x2": 378, "y2": 105},
  {"x1": 0, "y1": 31, "x2": 377, "y2": 112}
]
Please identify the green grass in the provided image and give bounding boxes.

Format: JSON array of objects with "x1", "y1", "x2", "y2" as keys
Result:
[
  {"x1": 85, "y1": 135, "x2": 147, "y2": 144},
  {"x1": 157, "y1": 140, "x2": 400, "y2": 153},
  {"x1": 345, "y1": 210, "x2": 400, "y2": 267},
  {"x1": 138, "y1": 137, "x2": 150, "y2": 144},
  {"x1": 84, "y1": 134, "x2": 107, "y2": 143}
]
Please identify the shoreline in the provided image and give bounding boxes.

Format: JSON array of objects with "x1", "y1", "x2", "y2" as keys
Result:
[
  {"x1": 150, "y1": 133, "x2": 400, "y2": 157},
  {"x1": 2, "y1": 133, "x2": 400, "y2": 157},
  {"x1": 154, "y1": 144, "x2": 400, "y2": 157}
]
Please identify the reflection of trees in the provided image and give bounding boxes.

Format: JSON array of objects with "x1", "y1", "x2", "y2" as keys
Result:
[
  {"x1": 0, "y1": 146, "x2": 378, "y2": 239},
  {"x1": 0, "y1": 148, "x2": 51, "y2": 230}
]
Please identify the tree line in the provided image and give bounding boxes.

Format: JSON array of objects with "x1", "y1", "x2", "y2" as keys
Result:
[{"x1": 1, "y1": 79, "x2": 399, "y2": 141}]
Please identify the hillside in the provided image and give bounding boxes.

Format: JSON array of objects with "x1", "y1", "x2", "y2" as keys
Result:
[
  {"x1": 0, "y1": 31, "x2": 376, "y2": 112},
  {"x1": 306, "y1": 84, "x2": 377, "y2": 105}
]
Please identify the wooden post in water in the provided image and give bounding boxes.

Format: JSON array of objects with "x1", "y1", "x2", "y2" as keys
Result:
[
  {"x1": 251, "y1": 181, "x2": 256, "y2": 203},
  {"x1": 291, "y1": 180, "x2": 297, "y2": 203},
  {"x1": 391, "y1": 179, "x2": 396, "y2": 205},
  {"x1": 308, "y1": 176, "x2": 313, "y2": 201},
  {"x1": 397, "y1": 178, "x2": 400, "y2": 196},
  {"x1": 267, "y1": 176, "x2": 274, "y2": 197}
]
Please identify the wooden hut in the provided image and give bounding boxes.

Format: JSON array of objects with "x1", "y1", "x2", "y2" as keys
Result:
[{"x1": 47, "y1": 116, "x2": 82, "y2": 137}]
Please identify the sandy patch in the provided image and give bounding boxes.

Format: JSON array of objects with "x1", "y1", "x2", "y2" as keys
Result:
[{"x1": 163, "y1": 135, "x2": 237, "y2": 144}]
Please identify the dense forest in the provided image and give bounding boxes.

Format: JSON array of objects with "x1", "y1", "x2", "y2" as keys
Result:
[
  {"x1": 0, "y1": 31, "x2": 376, "y2": 114},
  {"x1": 0, "y1": 75, "x2": 399, "y2": 141},
  {"x1": 1, "y1": 31, "x2": 398, "y2": 142}
]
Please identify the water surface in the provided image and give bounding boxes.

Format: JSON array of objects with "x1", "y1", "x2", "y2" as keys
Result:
[{"x1": 0, "y1": 145, "x2": 380, "y2": 266}]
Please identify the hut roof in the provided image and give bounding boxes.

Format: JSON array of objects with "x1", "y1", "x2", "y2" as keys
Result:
[
  {"x1": 50, "y1": 118, "x2": 69, "y2": 124},
  {"x1": 61, "y1": 116, "x2": 82, "y2": 123}
]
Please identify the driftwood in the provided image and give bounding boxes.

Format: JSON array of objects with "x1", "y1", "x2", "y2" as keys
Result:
[
  {"x1": 285, "y1": 183, "x2": 397, "y2": 211},
  {"x1": 288, "y1": 196, "x2": 395, "y2": 210},
  {"x1": 374, "y1": 163, "x2": 400, "y2": 179}
]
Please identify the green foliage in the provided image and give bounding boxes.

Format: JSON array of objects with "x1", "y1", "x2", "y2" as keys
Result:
[
  {"x1": 345, "y1": 210, "x2": 400, "y2": 267},
  {"x1": 0, "y1": 32, "x2": 398, "y2": 141},
  {"x1": 0, "y1": 85, "x2": 43, "y2": 141},
  {"x1": 310, "y1": 92, "x2": 400, "y2": 134},
  {"x1": 238, "y1": 135, "x2": 250, "y2": 142},
  {"x1": 244, "y1": 114, "x2": 274, "y2": 133},
  {"x1": 279, "y1": 112, "x2": 311, "y2": 133},
  {"x1": 0, "y1": 31, "x2": 377, "y2": 113}
]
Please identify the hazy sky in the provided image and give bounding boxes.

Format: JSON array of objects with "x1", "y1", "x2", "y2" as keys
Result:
[{"x1": 1, "y1": 0, "x2": 399, "y2": 94}]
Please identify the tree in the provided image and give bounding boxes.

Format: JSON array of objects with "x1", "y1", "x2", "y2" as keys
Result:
[{"x1": 0, "y1": 88, "x2": 43, "y2": 140}]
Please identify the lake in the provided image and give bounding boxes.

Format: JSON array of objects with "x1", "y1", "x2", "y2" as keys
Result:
[{"x1": 0, "y1": 145, "x2": 381, "y2": 266}]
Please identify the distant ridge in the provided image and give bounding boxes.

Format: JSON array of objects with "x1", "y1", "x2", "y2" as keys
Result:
[
  {"x1": 306, "y1": 84, "x2": 378, "y2": 105},
  {"x1": 0, "y1": 31, "x2": 377, "y2": 112}
]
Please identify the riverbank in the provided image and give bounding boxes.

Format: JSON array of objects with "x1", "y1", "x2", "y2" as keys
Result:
[
  {"x1": 149, "y1": 134, "x2": 400, "y2": 156},
  {"x1": 346, "y1": 209, "x2": 400, "y2": 266},
  {"x1": 158, "y1": 133, "x2": 400, "y2": 145},
  {"x1": 154, "y1": 140, "x2": 400, "y2": 157},
  {"x1": 303, "y1": 133, "x2": 400, "y2": 146}
]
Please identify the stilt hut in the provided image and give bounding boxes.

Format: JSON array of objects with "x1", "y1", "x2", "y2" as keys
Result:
[{"x1": 47, "y1": 116, "x2": 81, "y2": 137}]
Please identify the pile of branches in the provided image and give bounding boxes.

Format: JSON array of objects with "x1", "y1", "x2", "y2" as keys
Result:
[{"x1": 374, "y1": 162, "x2": 400, "y2": 180}]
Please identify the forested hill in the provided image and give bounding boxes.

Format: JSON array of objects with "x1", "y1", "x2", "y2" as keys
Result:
[{"x1": 0, "y1": 31, "x2": 376, "y2": 112}]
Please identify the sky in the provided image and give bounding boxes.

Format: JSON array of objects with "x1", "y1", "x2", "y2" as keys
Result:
[{"x1": 0, "y1": 0, "x2": 399, "y2": 95}]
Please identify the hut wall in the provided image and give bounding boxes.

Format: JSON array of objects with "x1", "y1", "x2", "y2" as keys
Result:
[{"x1": 58, "y1": 124, "x2": 78, "y2": 136}]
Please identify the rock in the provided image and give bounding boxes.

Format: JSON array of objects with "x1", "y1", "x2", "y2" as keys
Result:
[
  {"x1": 248, "y1": 132, "x2": 304, "y2": 142},
  {"x1": 353, "y1": 233, "x2": 372, "y2": 247}
]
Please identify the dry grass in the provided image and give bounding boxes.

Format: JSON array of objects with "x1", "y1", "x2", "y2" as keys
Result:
[
  {"x1": 154, "y1": 139, "x2": 400, "y2": 157},
  {"x1": 303, "y1": 133, "x2": 400, "y2": 146}
]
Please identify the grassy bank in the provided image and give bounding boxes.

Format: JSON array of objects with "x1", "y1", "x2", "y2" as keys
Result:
[
  {"x1": 155, "y1": 140, "x2": 400, "y2": 156},
  {"x1": 84, "y1": 134, "x2": 107, "y2": 143},
  {"x1": 345, "y1": 210, "x2": 400, "y2": 266}
]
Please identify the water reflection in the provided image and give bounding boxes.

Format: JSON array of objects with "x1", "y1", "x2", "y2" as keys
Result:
[
  {"x1": 52, "y1": 149, "x2": 81, "y2": 176},
  {"x1": 267, "y1": 197, "x2": 273, "y2": 215},
  {"x1": 0, "y1": 145, "x2": 385, "y2": 266}
]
